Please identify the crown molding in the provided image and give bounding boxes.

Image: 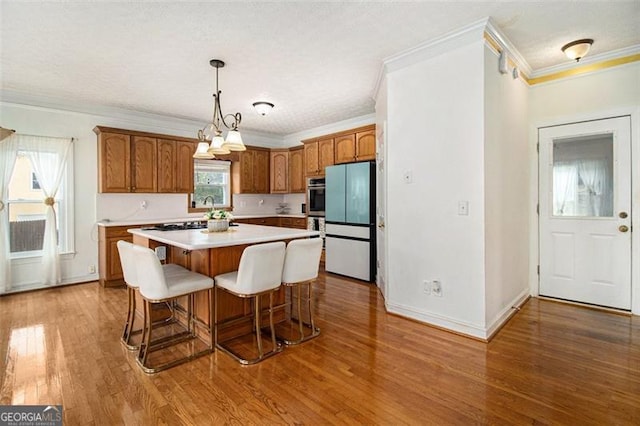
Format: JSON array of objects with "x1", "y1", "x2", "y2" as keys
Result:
[
  {"x1": 529, "y1": 44, "x2": 640, "y2": 79},
  {"x1": 0, "y1": 89, "x2": 284, "y2": 145},
  {"x1": 373, "y1": 17, "x2": 497, "y2": 100},
  {"x1": 282, "y1": 113, "x2": 375, "y2": 146},
  {"x1": 484, "y1": 17, "x2": 532, "y2": 77}
]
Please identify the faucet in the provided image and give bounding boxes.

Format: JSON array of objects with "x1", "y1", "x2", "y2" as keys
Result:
[{"x1": 202, "y1": 196, "x2": 215, "y2": 207}]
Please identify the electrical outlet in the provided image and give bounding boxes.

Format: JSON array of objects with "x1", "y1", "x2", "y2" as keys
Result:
[
  {"x1": 432, "y1": 280, "x2": 442, "y2": 297},
  {"x1": 88, "y1": 265, "x2": 96, "y2": 274},
  {"x1": 423, "y1": 280, "x2": 431, "y2": 294},
  {"x1": 140, "y1": 200, "x2": 148, "y2": 209}
]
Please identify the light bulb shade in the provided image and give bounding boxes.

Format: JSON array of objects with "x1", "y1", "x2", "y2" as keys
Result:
[
  {"x1": 253, "y1": 101, "x2": 274, "y2": 116},
  {"x1": 193, "y1": 142, "x2": 215, "y2": 159},
  {"x1": 221, "y1": 130, "x2": 246, "y2": 151},
  {"x1": 199, "y1": 123, "x2": 217, "y2": 141},
  {"x1": 561, "y1": 39, "x2": 593, "y2": 61},
  {"x1": 208, "y1": 134, "x2": 231, "y2": 155}
]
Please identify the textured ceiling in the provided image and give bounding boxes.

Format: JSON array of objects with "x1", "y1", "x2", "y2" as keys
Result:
[{"x1": 1, "y1": 1, "x2": 639, "y2": 136}]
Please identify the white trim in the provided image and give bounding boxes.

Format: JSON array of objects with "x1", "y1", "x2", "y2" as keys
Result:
[
  {"x1": 386, "y1": 302, "x2": 488, "y2": 340},
  {"x1": 282, "y1": 113, "x2": 375, "y2": 146},
  {"x1": 484, "y1": 18, "x2": 532, "y2": 77},
  {"x1": 382, "y1": 18, "x2": 488, "y2": 75},
  {"x1": 530, "y1": 44, "x2": 640, "y2": 79},
  {"x1": 484, "y1": 289, "x2": 530, "y2": 338}
]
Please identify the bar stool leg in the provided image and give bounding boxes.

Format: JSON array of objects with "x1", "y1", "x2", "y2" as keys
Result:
[
  {"x1": 255, "y1": 295, "x2": 263, "y2": 357},
  {"x1": 297, "y1": 284, "x2": 304, "y2": 340},
  {"x1": 121, "y1": 286, "x2": 136, "y2": 349},
  {"x1": 269, "y1": 292, "x2": 277, "y2": 350}
]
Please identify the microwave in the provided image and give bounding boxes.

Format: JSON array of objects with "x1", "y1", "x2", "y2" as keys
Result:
[{"x1": 306, "y1": 177, "x2": 325, "y2": 217}]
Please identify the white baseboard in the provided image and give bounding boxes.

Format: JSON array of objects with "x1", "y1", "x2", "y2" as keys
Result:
[{"x1": 387, "y1": 288, "x2": 531, "y2": 341}]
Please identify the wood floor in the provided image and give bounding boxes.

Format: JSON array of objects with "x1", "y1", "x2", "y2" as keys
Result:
[{"x1": 1, "y1": 271, "x2": 639, "y2": 425}]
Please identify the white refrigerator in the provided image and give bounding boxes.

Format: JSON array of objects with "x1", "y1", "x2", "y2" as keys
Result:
[{"x1": 324, "y1": 161, "x2": 376, "y2": 282}]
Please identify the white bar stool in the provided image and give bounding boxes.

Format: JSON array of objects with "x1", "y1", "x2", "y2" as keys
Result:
[
  {"x1": 278, "y1": 238, "x2": 323, "y2": 345},
  {"x1": 214, "y1": 241, "x2": 286, "y2": 365},
  {"x1": 131, "y1": 244, "x2": 214, "y2": 373},
  {"x1": 117, "y1": 240, "x2": 183, "y2": 350}
]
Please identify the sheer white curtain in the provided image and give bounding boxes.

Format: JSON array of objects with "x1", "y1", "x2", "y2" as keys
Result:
[
  {"x1": 0, "y1": 136, "x2": 19, "y2": 294},
  {"x1": 553, "y1": 162, "x2": 578, "y2": 216},
  {"x1": 578, "y1": 159, "x2": 613, "y2": 217},
  {"x1": 20, "y1": 135, "x2": 72, "y2": 286}
]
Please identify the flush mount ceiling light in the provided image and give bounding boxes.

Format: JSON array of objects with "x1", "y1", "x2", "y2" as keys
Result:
[
  {"x1": 195, "y1": 59, "x2": 246, "y2": 159},
  {"x1": 561, "y1": 39, "x2": 594, "y2": 62},
  {"x1": 252, "y1": 101, "x2": 274, "y2": 116}
]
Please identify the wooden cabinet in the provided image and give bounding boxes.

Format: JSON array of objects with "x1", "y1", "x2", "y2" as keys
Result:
[
  {"x1": 97, "y1": 132, "x2": 131, "y2": 193},
  {"x1": 95, "y1": 126, "x2": 198, "y2": 194},
  {"x1": 232, "y1": 148, "x2": 270, "y2": 194},
  {"x1": 131, "y1": 136, "x2": 157, "y2": 192},
  {"x1": 279, "y1": 217, "x2": 307, "y2": 229},
  {"x1": 304, "y1": 138, "x2": 334, "y2": 176},
  {"x1": 270, "y1": 150, "x2": 289, "y2": 193},
  {"x1": 334, "y1": 134, "x2": 356, "y2": 164},
  {"x1": 98, "y1": 225, "x2": 134, "y2": 287},
  {"x1": 157, "y1": 139, "x2": 197, "y2": 193},
  {"x1": 289, "y1": 146, "x2": 305, "y2": 193},
  {"x1": 355, "y1": 129, "x2": 376, "y2": 161},
  {"x1": 333, "y1": 127, "x2": 376, "y2": 164}
]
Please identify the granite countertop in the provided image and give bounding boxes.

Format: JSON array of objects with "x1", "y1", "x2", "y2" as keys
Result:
[
  {"x1": 128, "y1": 223, "x2": 319, "y2": 250},
  {"x1": 97, "y1": 213, "x2": 306, "y2": 227}
]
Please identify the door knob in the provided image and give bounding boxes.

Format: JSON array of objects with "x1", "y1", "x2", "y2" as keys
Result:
[
  {"x1": 619, "y1": 212, "x2": 628, "y2": 219},
  {"x1": 619, "y1": 225, "x2": 629, "y2": 233}
]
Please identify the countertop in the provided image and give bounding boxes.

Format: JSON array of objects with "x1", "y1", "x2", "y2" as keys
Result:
[
  {"x1": 97, "y1": 214, "x2": 306, "y2": 227},
  {"x1": 129, "y1": 223, "x2": 320, "y2": 250}
]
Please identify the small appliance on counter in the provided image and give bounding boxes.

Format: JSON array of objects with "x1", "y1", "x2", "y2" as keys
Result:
[{"x1": 275, "y1": 203, "x2": 290, "y2": 214}]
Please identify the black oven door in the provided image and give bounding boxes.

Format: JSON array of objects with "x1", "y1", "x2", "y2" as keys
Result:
[{"x1": 307, "y1": 186, "x2": 325, "y2": 216}]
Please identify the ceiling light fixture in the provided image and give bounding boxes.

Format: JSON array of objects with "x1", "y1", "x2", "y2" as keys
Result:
[
  {"x1": 561, "y1": 39, "x2": 594, "y2": 62},
  {"x1": 252, "y1": 101, "x2": 274, "y2": 116},
  {"x1": 195, "y1": 59, "x2": 246, "y2": 159},
  {"x1": 0, "y1": 127, "x2": 15, "y2": 142}
]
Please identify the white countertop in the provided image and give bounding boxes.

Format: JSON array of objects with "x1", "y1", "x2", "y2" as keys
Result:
[
  {"x1": 97, "y1": 214, "x2": 306, "y2": 227},
  {"x1": 128, "y1": 223, "x2": 320, "y2": 250}
]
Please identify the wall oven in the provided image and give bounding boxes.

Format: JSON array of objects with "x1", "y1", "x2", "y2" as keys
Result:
[{"x1": 306, "y1": 177, "x2": 325, "y2": 217}]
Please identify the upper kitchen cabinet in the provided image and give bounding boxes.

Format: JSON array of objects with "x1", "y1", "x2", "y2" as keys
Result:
[
  {"x1": 304, "y1": 137, "x2": 334, "y2": 176},
  {"x1": 355, "y1": 128, "x2": 376, "y2": 161},
  {"x1": 334, "y1": 125, "x2": 376, "y2": 164},
  {"x1": 158, "y1": 139, "x2": 197, "y2": 193},
  {"x1": 96, "y1": 131, "x2": 131, "y2": 192},
  {"x1": 288, "y1": 146, "x2": 305, "y2": 193},
  {"x1": 334, "y1": 134, "x2": 356, "y2": 164},
  {"x1": 270, "y1": 149, "x2": 289, "y2": 193},
  {"x1": 131, "y1": 136, "x2": 157, "y2": 193},
  {"x1": 232, "y1": 147, "x2": 270, "y2": 194},
  {"x1": 95, "y1": 126, "x2": 197, "y2": 193}
]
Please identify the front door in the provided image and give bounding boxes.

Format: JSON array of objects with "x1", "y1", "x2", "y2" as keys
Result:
[{"x1": 539, "y1": 116, "x2": 631, "y2": 310}]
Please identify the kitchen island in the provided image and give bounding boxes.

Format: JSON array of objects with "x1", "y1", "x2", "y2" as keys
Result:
[{"x1": 129, "y1": 224, "x2": 320, "y2": 343}]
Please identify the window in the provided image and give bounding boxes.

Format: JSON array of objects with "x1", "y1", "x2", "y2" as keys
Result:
[
  {"x1": 192, "y1": 160, "x2": 231, "y2": 209},
  {"x1": 7, "y1": 151, "x2": 74, "y2": 257}
]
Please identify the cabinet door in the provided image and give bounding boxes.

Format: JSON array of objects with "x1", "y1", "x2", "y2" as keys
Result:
[
  {"x1": 270, "y1": 150, "x2": 289, "y2": 193},
  {"x1": 239, "y1": 151, "x2": 255, "y2": 193},
  {"x1": 289, "y1": 147, "x2": 305, "y2": 193},
  {"x1": 131, "y1": 136, "x2": 157, "y2": 192},
  {"x1": 176, "y1": 141, "x2": 196, "y2": 193},
  {"x1": 98, "y1": 132, "x2": 131, "y2": 192},
  {"x1": 254, "y1": 150, "x2": 270, "y2": 193},
  {"x1": 157, "y1": 139, "x2": 176, "y2": 192},
  {"x1": 107, "y1": 237, "x2": 129, "y2": 279},
  {"x1": 304, "y1": 141, "x2": 319, "y2": 176},
  {"x1": 318, "y1": 138, "x2": 335, "y2": 172},
  {"x1": 334, "y1": 134, "x2": 356, "y2": 164},
  {"x1": 356, "y1": 130, "x2": 376, "y2": 161}
]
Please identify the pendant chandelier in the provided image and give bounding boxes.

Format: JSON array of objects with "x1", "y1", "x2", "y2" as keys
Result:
[{"x1": 194, "y1": 59, "x2": 246, "y2": 159}]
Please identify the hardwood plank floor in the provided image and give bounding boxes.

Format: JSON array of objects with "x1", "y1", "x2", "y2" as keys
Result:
[{"x1": 1, "y1": 271, "x2": 639, "y2": 425}]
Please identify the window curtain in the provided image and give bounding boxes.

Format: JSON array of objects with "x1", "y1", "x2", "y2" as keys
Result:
[
  {"x1": 578, "y1": 159, "x2": 613, "y2": 217},
  {"x1": 20, "y1": 135, "x2": 72, "y2": 286},
  {"x1": 553, "y1": 162, "x2": 578, "y2": 216},
  {"x1": 553, "y1": 159, "x2": 612, "y2": 217},
  {"x1": 0, "y1": 136, "x2": 19, "y2": 294}
]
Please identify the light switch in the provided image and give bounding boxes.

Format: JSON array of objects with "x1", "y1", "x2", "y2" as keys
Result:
[
  {"x1": 403, "y1": 170, "x2": 413, "y2": 184},
  {"x1": 458, "y1": 201, "x2": 469, "y2": 215}
]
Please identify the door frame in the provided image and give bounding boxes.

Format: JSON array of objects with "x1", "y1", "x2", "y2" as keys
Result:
[{"x1": 530, "y1": 107, "x2": 640, "y2": 315}]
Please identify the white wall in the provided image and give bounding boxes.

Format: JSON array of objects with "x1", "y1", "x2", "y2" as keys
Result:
[
  {"x1": 385, "y1": 40, "x2": 488, "y2": 336},
  {"x1": 483, "y1": 45, "x2": 530, "y2": 331},
  {"x1": 375, "y1": 77, "x2": 388, "y2": 298},
  {"x1": 0, "y1": 101, "x2": 283, "y2": 290},
  {"x1": 529, "y1": 62, "x2": 640, "y2": 314}
]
